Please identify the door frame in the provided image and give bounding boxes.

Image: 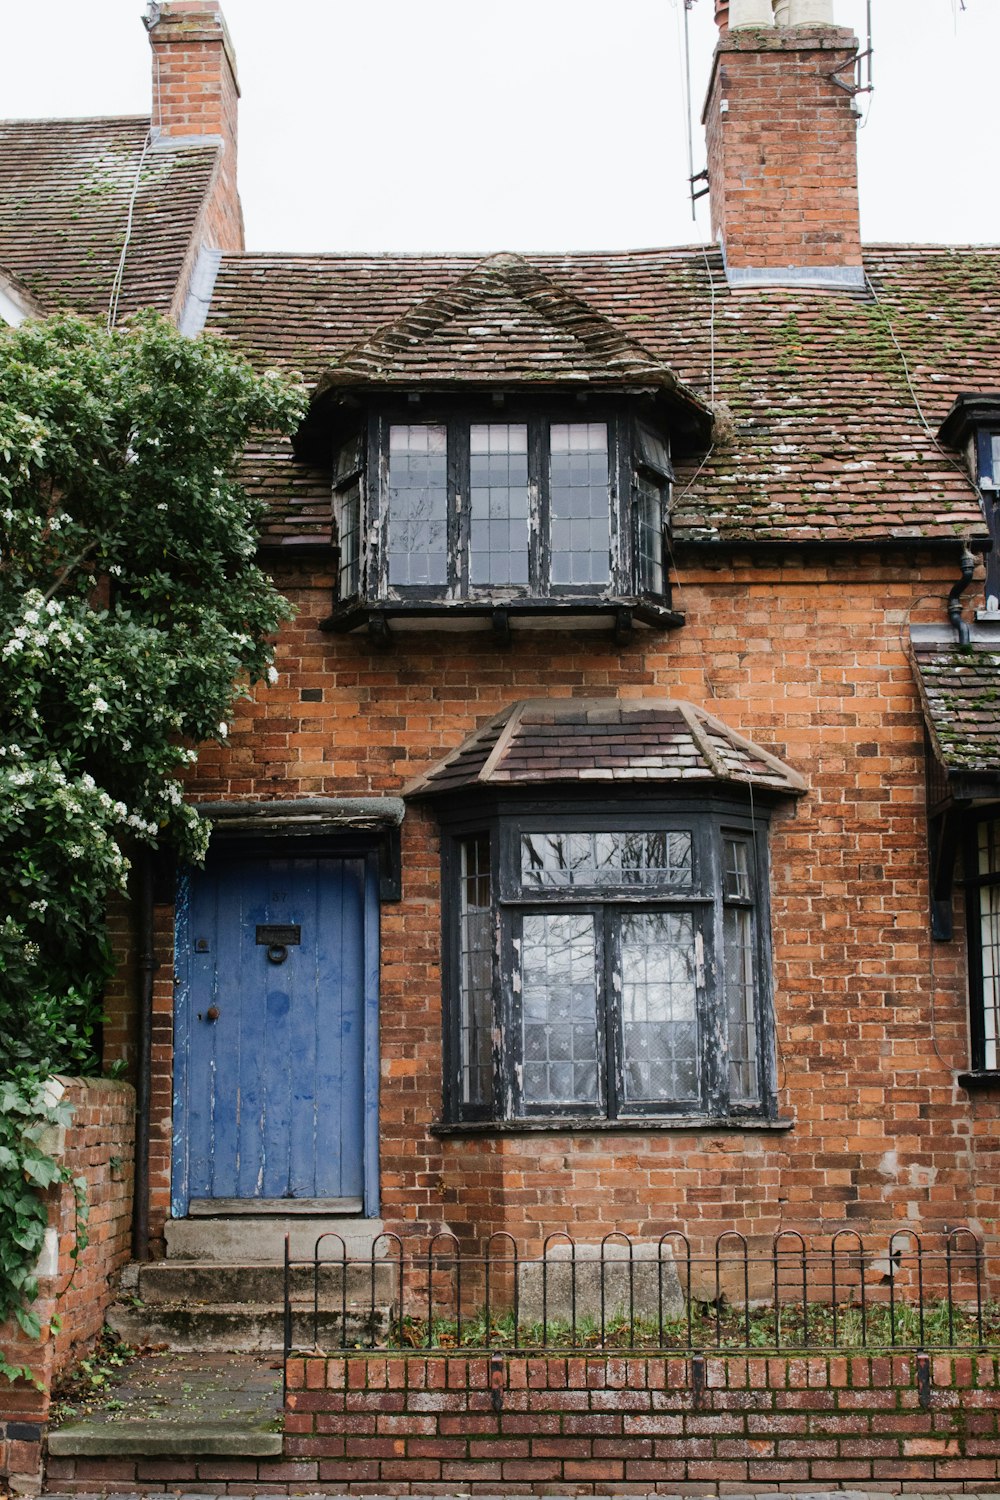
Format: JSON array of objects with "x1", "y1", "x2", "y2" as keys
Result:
[{"x1": 170, "y1": 833, "x2": 382, "y2": 1220}]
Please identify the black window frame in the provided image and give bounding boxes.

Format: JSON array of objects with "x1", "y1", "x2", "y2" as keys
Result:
[
  {"x1": 330, "y1": 398, "x2": 675, "y2": 614},
  {"x1": 964, "y1": 811, "x2": 1000, "y2": 1075},
  {"x1": 975, "y1": 427, "x2": 1000, "y2": 605},
  {"x1": 438, "y1": 793, "x2": 778, "y2": 1127}
]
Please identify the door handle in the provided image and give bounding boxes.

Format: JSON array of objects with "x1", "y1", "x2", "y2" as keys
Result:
[{"x1": 199, "y1": 1005, "x2": 220, "y2": 1023}]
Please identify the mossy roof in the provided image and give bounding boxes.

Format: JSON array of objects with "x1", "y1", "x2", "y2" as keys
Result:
[{"x1": 200, "y1": 244, "x2": 997, "y2": 551}]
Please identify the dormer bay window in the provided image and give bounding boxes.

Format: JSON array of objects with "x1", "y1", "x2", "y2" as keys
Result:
[
  {"x1": 322, "y1": 404, "x2": 679, "y2": 638},
  {"x1": 939, "y1": 392, "x2": 1000, "y2": 613},
  {"x1": 293, "y1": 253, "x2": 712, "y2": 639}
]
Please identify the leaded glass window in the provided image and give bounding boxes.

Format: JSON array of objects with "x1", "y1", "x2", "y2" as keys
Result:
[
  {"x1": 470, "y1": 424, "x2": 529, "y2": 586},
  {"x1": 445, "y1": 807, "x2": 773, "y2": 1123},
  {"x1": 387, "y1": 424, "x2": 448, "y2": 587},
  {"x1": 343, "y1": 410, "x2": 676, "y2": 611},
  {"x1": 974, "y1": 819, "x2": 1000, "y2": 1072},
  {"x1": 549, "y1": 422, "x2": 611, "y2": 586},
  {"x1": 459, "y1": 834, "x2": 494, "y2": 1107}
]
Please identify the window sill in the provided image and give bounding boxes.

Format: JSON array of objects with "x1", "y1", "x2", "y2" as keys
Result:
[
  {"x1": 957, "y1": 1070, "x2": 1000, "y2": 1091},
  {"x1": 432, "y1": 1115, "x2": 795, "y2": 1137},
  {"x1": 320, "y1": 597, "x2": 683, "y2": 641}
]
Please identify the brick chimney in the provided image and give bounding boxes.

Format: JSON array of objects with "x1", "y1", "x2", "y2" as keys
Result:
[
  {"x1": 703, "y1": 0, "x2": 864, "y2": 289},
  {"x1": 145, "y1": 1, "x2": 243, "y2": 251}
]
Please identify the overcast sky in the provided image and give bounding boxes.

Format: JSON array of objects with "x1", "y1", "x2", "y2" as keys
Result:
[{"x1": 4, "y1": 0, "x2": 997, "y2": 253}]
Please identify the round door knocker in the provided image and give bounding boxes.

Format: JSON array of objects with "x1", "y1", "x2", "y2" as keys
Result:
[{"x1": 267, "y1": 942, "x2": 289, "y2": 965}]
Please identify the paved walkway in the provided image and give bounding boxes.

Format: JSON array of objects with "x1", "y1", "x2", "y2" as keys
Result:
[{"x1": 40, "y1": 1491, "x2": 1000, "y2": 1498}]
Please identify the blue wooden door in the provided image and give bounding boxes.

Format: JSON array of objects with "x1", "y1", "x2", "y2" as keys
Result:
[{"x1": 173, "y1": 854, "x2": 371, "y2": 1210}]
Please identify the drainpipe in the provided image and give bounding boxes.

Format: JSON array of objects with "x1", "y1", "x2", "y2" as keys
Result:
[
  {"x1": 947, "y1": 545, "x2": 976, "y2": 648},
  {"x1": 132, "y1": 847, "x2": 156, "y2": 1260}
]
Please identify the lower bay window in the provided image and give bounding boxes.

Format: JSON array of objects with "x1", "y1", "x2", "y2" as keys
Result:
[{"x1": 445, "y1": 803, "x2": 776, "y2": 1125}]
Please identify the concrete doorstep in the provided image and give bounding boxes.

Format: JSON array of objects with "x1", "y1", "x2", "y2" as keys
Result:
[{"x1": 47, "y1": 1351, "x2": 283, "y2": 1460}]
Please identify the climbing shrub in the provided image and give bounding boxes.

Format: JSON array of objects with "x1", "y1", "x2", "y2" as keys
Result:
[{"x1": 0, "y1": 312, "x2": 305, "y2": 1377}]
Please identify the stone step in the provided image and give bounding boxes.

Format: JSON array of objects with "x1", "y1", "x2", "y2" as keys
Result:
[
  {"x1": 164, "y1": 1214, "x2": 386, "y2": 1263},
  {"x1": 138, "y1": 1257, "x2": 398, "y2": 1307},
  {"x1": 48, "y1": 1420, "x2": 283, "y2": 1459},
  {"x1": 106, "y1": 1299, "x2": 390, "y2": 1353}
]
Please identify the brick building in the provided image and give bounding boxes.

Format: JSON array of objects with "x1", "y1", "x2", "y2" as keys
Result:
[{"x1": 3, "y1": 0, "x2": 1000, "y2": 1290}]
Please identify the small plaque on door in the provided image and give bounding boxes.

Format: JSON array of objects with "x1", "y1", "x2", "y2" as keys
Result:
[{"x1": 256, "y1": 924, "x2": 301, "y2": 945}]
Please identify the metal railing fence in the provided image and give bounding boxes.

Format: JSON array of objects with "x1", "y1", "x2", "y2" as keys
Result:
[{"x1": 283, "y1": 1227, "x2": 996, "y2": 1361}]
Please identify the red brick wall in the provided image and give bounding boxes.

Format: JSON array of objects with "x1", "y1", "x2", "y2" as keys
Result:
[
  {"x1": 103, "y1": 550, "x2": 997, "y2": 1268},
  {"x1": 44, "y1": 1351, "x2": 1000, "y2": 1493},
  {"x1": 705, "y1": 28, "x2": 863, "y2": 272},
  {"x1": 277, "y1": 1351, "x2": 1000, "y2": 1494},
  {"x1": 0, "y1": 1078, "x2": 134, "y2": 1495}
]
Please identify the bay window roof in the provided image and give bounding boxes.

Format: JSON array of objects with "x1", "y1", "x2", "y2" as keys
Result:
[
  {"x1": 404, "y1": 698, "x2": 807, "y2": 800},
  {"x1": 294, "y1": 253, "x2": 713, "y2": 465}
]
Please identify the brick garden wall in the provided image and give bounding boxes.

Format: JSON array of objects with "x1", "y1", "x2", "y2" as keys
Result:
[
  {"x1": 48, "y1": 1350, "x2": 1000, "y2": 1494},
  {"x1": 101, "y1": 551, "x2": 999, "y2": 1271},
  {"x1": 0, "y1": 1078, "x2": 135, "y2": 1497},
  {"x1": 278, "y1": 1350, "x2": 1000, "y2": 1495}
]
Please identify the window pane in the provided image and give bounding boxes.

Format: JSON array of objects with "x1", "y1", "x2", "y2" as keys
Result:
[
  {"x1": 723, "y1": 837, "x2": 759, "y2": 1101},
  {"x1": 521, "y1": 830, "x2": 693, "y2": 890},
  {"x1": 521, "y1": 913, "x2": 599, "y2": 1106},
  {"x1": 335, "y1": 480, "x2": 361, "y2": 598},
  {"x1": 637, "y1": 424, "x2": 671, "y2": 478},
  {"x1": 388, "y1": 424, "x2": 448, "y2": 586},
  {"x1": 620, "y1": 912, "x2": 699, "y2": 1104},
  {"x1": 978, "y1": 821, "x2": 1000, "y2": 1071},
  {"x1": 549, "y1": 422, "x2": 610, "y2": 585},
  {"x1": 723, "y1": 838, "x2": 753, "y2": 901},
  {"x1": 470, "y1": 423, "x2": 529, "y2": 586},
  {"x1": 459, "y1": 836, "x2": 494, "y2": 1107},
  {"x1": 724, "y1": 906, "x2": 759, "y2": 1102},
  {"x1": 636, "y1": 474, "x2": 665, "y2": 596}
]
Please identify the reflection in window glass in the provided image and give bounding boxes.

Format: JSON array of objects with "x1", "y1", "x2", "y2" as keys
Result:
[
  {"x1": 470, "y1": 424, "x2": 529, "y2": 586},
  {"x1": 521, "y1": 830, "x2": 693, "y2": 889},
  {"x1": 388, "y1": 425, "x2": 448, "y2": 586},
  {"x1": 621, "y1": 912, "x2": 699, "y2": 1103},
  {"x1": 459, "y1": 836, "x2": 493, "y2": 1107},
  {"x1": 335, "y1": 481, "x2": 361, "y2": 598},
  {"x1": 978, "y1": 820, "x2": 1000, "y2": 1071},
  {"x1": 723, "y1": 838, "x2": 759, "y2": 1102},
  {"x1": 549, "y1": 423, "x2": 610, "y2": 585},
  {"x1": 636, "y1": 474, "x2": 665, "y2": 596},
  {"x1": 521, "y1": 913, "x2": 599, "y2": 1105}
]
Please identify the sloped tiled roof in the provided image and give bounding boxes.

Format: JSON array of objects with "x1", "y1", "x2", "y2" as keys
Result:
[
  {"x1": 203, "y1": 244, "x2": 996, "y2": 549},
  {"x1": 405, "y1": 698, "x2": 807, "y2": 799},
  {"x1": 0, "y1": 116, "x2": 219, "y2": 319},
  {"x1": 911, "y1": 627, "x2": 1000, "y2": 776},
  {"x1": 317, "y1": 253, "x2": 705, "y2": 402}
]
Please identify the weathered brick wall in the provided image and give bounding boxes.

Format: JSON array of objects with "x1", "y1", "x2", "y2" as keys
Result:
[
  {"x1": 104, "y1": 551, "x2": 997, "y2": 1266},
  {"x1": 279, "y1": 1351, "x2": 1000, "y2": 1493},
  {"x1": 0, "y1": 1078, "x2": 134, "y2": 1496}
]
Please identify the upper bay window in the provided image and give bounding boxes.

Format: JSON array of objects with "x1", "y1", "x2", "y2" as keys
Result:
[{"x1": 327, "y1": 403, "x2": 677, "y2": 635}]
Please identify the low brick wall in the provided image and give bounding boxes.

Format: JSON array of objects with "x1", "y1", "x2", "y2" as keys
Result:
[
  {"x1": 281, "y1": 1350, "x2": 1000, "y2": 1494},
  {"x1": 0, "y1": 1076, "x2": 134, "y2": 1497}
]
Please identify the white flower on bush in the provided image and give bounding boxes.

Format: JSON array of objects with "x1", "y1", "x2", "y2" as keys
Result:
[
  {"x1": 218, "y1": 721, "x2": 228, "y2": 738},
  {"x1": 267, "y1": 665, "x2": 279, "y2": 684}
]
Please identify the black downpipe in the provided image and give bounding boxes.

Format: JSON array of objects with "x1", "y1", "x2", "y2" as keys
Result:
[
  {"x1": 947, "y1": 545, "x2": 976, "y2": 648},
  {"x1": 132, "y1": 847, "x2": 156, "y2": 1260}
]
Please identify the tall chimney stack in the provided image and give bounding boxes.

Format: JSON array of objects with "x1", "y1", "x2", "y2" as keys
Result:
[
  {"x1": 704, "y1": 0, "x2": 863, "y2": 289},
  {"x1": 145, "y1": 1, "x2": 244, "y2": 251}
]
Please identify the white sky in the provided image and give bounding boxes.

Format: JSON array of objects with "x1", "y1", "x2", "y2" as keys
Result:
[{"x1": 3, "y1": 0, "x2": 997, "y2": 253}]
